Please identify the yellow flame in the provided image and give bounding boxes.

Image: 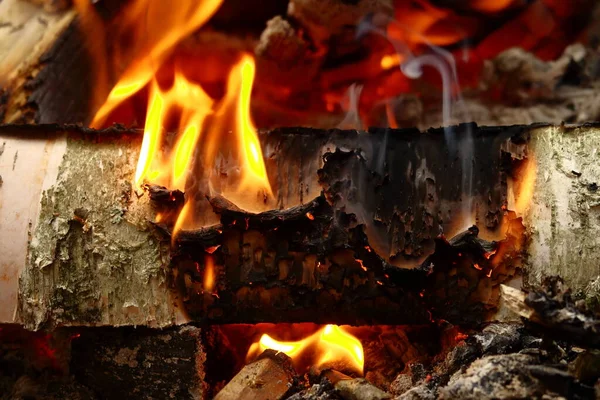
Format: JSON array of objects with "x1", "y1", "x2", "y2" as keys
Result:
[
  {"x1": 257, "y1": 334, "x2": 309, "y2": 357},
  {"x1": 381, "y1": 54, "x2": 404, "y2": 70},
  {"x1": 172, "y1": 122, "x2": 200, "y2": 189},
  {"x1": 80, "y1": 0, "x2": 224, "y2": 128},
  {"x1": 133, "y1": 70, "x2": 214, "y2": 188},
  {"x1": 318, "y1": 325, "x2": 364, "y2": 373},
  {"x1": 247, "y1": 325, "x2": 364, "y2": 375},
  {"x1": 514, "y1": 158, "x2": 536, "y2": 215},
  {"x1": 237, "y1": 57, "x2": 271, "y2": 193},
  {"x1": 135, "y1": 82, "x2": 165, "y2": 186}
]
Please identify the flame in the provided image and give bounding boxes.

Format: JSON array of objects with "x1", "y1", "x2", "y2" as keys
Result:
[
  {"x1": 381, "y1": 54, "x2": 404, "y2": 70},
  {"x1": 133, "y1": 70, "x2": 214, "y2": 189},
  {"x1": 203, "y1": 55, "x2": 273, "y2": 211},
  {"x1": 204, "y1": 256, "x2": 215, "y2": 292},
  {"x1": 389, "y1": 1, "x2": 471, "y2": 47},
  {"x1": 75, "y1": 0, "x2": 224, "y2": 128},
  {"x1": 247, "y1": 325, "x2": 364, "y2": 375},
  {"x1": 514, "y1": 158, "x2": 536, "y2": 216},
  {"x1": 134, "y1": 82, "x2": 165, "y2": 186}
]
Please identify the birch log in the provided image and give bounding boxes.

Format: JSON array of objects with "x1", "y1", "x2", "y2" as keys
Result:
[
  {"x1": 0, "y1": 125, "x2": 183, "y2": 328},
  {"x1": 3, "y1": 123, "x2": 600, "y2": 328}
]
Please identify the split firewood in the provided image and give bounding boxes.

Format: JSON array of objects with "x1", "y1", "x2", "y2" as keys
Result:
[
  {"x1": 214, "y1": 349, "x2": 297, "y2": 400},
  {"x1": 0, "y1": 124, "x2": 178, "y2": 328},
  {"x1": 0, "y1": 0, "x2": 77, "y2": 123},
  {"x1": 3, "y1": 123, "x2": 600, "y2": 329}
]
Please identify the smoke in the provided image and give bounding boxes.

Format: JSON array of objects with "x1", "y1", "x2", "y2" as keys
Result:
[
  {"x1": 338, "y1": 83, "x2": 365, "y2": 130},
  {"x1": 357, "y1": 12, "x2": 475, "y2": 224}
]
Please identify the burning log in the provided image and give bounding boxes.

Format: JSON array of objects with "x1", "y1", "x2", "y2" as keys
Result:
[
  {"x1": 214, "y1": 349, "x2": 297, "y2": 400},
  {"x1": 3, "y1": 123, "x2": 600, "y2": 328}
]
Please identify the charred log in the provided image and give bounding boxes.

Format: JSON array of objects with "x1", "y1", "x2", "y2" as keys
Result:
[
  {"x1": 170, "y1": 193, "x2": 432, "y2": 325},
  {"x1": 3, "y1": 123, "x2": 600, "y2": 328}
]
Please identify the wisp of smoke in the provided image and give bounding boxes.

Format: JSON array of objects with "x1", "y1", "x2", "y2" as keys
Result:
[
  {"x1": 357, "y1": 12, "x2": 475, "y2": 225},
  {"x1": 338, "y1": 83, "x2": 365, "y2": 130}
]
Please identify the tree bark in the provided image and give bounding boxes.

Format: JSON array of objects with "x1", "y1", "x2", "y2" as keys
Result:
[
  {"x1": 0, "y1": 0, "x2": 77, "y2": 123},
  {"x1": 3, "y1": 123, "x2": 600, "y2": 328}
]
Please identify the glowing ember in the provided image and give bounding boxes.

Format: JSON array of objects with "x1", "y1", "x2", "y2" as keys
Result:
[
  {"x1": 381, "y1": 54, "x2": 404, "y2": 70},
  {"x1": 247, "y1": 325, "x2": 364, "y2": 375},
  {"x1": 306, "y1": 212, "x2": 315, "y2": 221},
  {"x1": 356, "y1": 259, "x2": 367, "y2": 272},
  {"x1": 484, "y1": 250, "x2": 497, "y2": 259},
  {"x1": 203, "y1": 256, "x2": 216, "y2": 292}
]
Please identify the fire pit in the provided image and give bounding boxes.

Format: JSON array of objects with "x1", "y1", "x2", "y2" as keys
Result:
[{"x1": 1, "y1": 0, "x2": 600, "y2": 399}]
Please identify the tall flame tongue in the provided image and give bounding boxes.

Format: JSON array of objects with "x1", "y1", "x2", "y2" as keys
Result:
[
  {"x1": 75, "y1": 0, "x2": 224, "y2": 128},
  {"x1": 133, "y1": 70, "x2": 214, "y2": 189},
  {"x1": 247, "y1": 325, "x2": 364, "y2": 376},
  {"x1": 203, "y1": 55, "x2": 273, "y2": 210}
]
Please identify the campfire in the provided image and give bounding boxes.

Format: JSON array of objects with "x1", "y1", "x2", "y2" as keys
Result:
[{"x1": 2, "y1": 0, "x2": 600, "y2": 399}]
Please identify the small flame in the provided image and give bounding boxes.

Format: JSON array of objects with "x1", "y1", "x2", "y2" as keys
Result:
[
  {"x1": 514, "y1": 158, "x2": 537, "y2": 216},
  {"x1": 317, "y1": 325, "x2": 364, "y2": 372},
  {"x1": 247, "y1": 325, "x2": 364, "y2": 375},
  {"x1": 203, "y1": 256, "x2": 215, "y2": 292},
  {"x1": 381, "y1": 54, "x2": 404, "y2": 70}
]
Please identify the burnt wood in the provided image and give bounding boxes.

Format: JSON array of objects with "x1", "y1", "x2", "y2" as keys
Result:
[{"x1": 7, "y1": 123, "x2": 541, "y2": 327}]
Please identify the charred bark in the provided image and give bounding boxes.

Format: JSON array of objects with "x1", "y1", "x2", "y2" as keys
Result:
[{"x1": 3, "y1": 123, "x2": 600, "y2": 327}]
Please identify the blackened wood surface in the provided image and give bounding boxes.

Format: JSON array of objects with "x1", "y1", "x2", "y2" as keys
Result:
[
  {"x1": 6, "y1": 123, "x2": 539, "y2": 326},
  {"x1": 70, "y1": 326, "x2": 205, "y2": 400}
]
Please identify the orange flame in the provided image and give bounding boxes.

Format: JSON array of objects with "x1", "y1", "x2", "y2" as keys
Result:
[
  {"x1": 167, "y1": 55, "x2": 272, "y2": 235},
  {"x1": 74, "y1": 0, "x2": 224, "y2": 128},
  {"x1": 203, "y1": 55, "x2": 273, "y2": 210},
  {"x1": 513, "y1": 158, "x2": 536, "y2": 216},
  {"x1": 133, "y1": 70, "x2": 214, "y2": 189},
  {"x1": 204, "y1": 256, "x2": 215, "y2": 292},
  {"x1": 247, "y1": 325, "x2": 364, "y2": 375},
  {"x1": 381, "y1": 54, "x2": 404, "y2": 70}
]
